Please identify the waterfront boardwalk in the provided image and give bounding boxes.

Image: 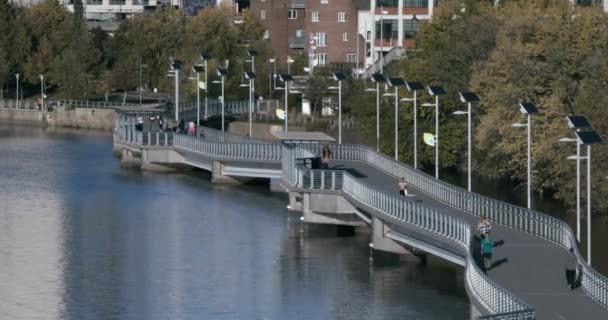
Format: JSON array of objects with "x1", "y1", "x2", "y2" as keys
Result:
[
  {"x1": 112, "y1": 106, "x2": 608, "y2": 320},
  {"x1": 330, "y1": 160, "x2": 607, "y2": 320}
]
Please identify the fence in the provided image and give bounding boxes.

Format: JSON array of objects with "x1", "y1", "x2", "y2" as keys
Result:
[
  {"x1": 173, "y1": 134, "x2": 282, "y2": 161},
  {"x1": 0, "y1": 99, "x2": 39, "y2": 110}
]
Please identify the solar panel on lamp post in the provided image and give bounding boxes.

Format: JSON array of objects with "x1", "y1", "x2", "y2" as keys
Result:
[
  {"x1": 200, "y1": 52, "x2": 212, "y2": 120},
  {"x1": 421, "y1": 85, "x2": 446, "y2": 179},
  {"x1": 570, "y1": 129, "x2": 602, "y2": 265},
  {"x1": 279, "y1": 74, "x2": 293, "y2": 132},
  {"x1": 401, "y1": 81, "x2": 424, "y2": 169},
  {"x1": 511, "y1": 102, "x2": 539, "y2": 209},
  {"x1": 561, "y1": 115, "x2": 592, "y2": 242},
  {"x1": 329, "y1": 72, "x2": 346, "y2": 144},
  {"x1": 455, "y1": 91, "x2": 481, "y2": 192},
  {"x1": 368, "y1": 73, "x2": 386, "y2": 152},
  {"x1": 384, "y1": 77, "x2": 406, "y2": 160}
]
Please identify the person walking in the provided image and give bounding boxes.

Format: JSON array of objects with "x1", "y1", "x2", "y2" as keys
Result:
[
  {"x1": 565, "y1": 248, "x2": 578, "y2": 289},
  {"x1": 477, "y1": 215, "x2": 492, "y2": 239},
  {"x1": 481, "y1": 236, "x2": 494, "y2": 271},
  {"x1": 321, "y1": 145, "x2": 332, "y2": 169},
  {"x1": 188, "y1": 121, "x2": 195, "y2": 136},
  {"x1": 399, "y1": 177, "x2": 408, "y2": 197}
]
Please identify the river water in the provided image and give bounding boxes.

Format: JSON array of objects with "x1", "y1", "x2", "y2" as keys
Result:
[{"x1": 0, "y1": 125, "x2": 469, "y2": 320}]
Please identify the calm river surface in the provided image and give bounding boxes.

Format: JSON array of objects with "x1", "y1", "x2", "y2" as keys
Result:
[{"x1": 0, "y1": 125, "x2": 469, "y2": 320}]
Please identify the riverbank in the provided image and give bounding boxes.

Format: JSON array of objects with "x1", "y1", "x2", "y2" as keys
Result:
[{"x1": 0, "y1": 107, "x2": 116, "y2": 131}]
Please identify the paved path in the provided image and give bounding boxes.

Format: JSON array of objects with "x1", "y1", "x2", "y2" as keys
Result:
[{"x1": 331, "y1": 160, "x2": 607, "y2": 320}]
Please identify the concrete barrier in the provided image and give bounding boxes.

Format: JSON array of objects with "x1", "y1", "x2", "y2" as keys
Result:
[{"x1": 0, "y1": 107, "x2": 116, "y2": 131}]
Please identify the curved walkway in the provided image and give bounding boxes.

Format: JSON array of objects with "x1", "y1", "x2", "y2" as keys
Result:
[{"x1": 331, "y1": 159, "x2": 607, "y2": 320}]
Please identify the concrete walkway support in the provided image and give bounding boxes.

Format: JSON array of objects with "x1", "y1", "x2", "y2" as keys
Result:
[
  {"x1": 301, "y1": 192, "x2": 366, "y2": 227},
  {"x1": 371, "y1": 217, "x2": 413, "y2": 255},
  {"x1": 212, "y1": 161, "x2": 244, "y2": 184}
]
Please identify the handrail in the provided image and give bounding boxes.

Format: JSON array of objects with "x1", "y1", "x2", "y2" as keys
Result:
[
  {"x1": 288, "y1": 163, "x2": 533, "y2": 317},
  {"x1": 173, "y1": 134, "x2": 282, "y2": 161},
  {"x1": 297, "y1": 142, "x2": 608, "y2": 310}
]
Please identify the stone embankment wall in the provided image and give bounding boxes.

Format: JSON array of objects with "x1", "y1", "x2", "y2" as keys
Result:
[{"x1": 0, "y1": 108, "x2": 116, "y2": 131}]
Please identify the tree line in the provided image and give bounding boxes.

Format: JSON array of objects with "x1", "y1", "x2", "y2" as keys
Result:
[{"x1": 0, "y1": 0, "x2": 272, "y2": 102}]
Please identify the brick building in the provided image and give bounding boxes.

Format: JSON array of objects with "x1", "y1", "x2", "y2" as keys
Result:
[{"x1": 251, "y1": 0, "x2": 364, "y2": 71}]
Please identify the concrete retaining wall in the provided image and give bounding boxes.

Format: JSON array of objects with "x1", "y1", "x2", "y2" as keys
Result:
[
  {"x1": 0, "y1": 108, "x2": 45, "y2": 124},
  {"x1": 46, "y1": 108, "x2": 116, "y2": 131},
  {"x1": 0, "y1": 107, "x2": 116, "y2": 131}
]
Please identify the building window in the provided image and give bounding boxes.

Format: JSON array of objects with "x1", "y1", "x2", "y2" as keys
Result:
[
  {"x1": 342, "y1": 32, "x2": 348, "y2": 42},
  {"x1": 312, "y1": 11, "x2": 320, "y2": 22},
  {"x1": 288, "y1": 10, "x2": 297, "y2": 19},
  {"x1": 337, "y1": 12, "x2": 346, "y2": 22},
  {"x1": 316, "y1": 32, "x2": 327, "y2": 47},
  {"x1": 366, "y1": 31, "x2": 371, "y2": 40},
  {"x1": 321, "y1": 0, "x2": 328, "y2": 3},
  {"x1": 315, "y1": 53, "x2": 327, "y2": 66},
  {"x1": 403, "y1": 0, "x2": 428, "y2": 8},
  {"x1": 263, "y1": 30, "x2": 269, "y2": 39},
  {"x1": 347, "y1": 53, "x2": 357, "y2": 63},
  {"x1": 376, "y1": 19, "x2": 399, "y2": 40},
  {"x1": 376, "y1": 0, "x2": 398, "y2": 7},
  {"x1": 260, "y1": 10, "x2": 266, "y2": 20},
  {"x1": 296, "y1": 30, "x2": 304, "y2": 37},
  {"x1": 403, "y1": 18, "x2": 420, "y2": 39}
]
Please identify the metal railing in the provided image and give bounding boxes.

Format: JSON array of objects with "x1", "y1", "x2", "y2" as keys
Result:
[
  {"x1": 53, "y1": 99, "x2": 139, "y2": 109},
  {"x1": 298, "y1": 142, "x2": 608, "y2": 310},
  {"x1": 201, "y1": 125, "x2": 278, "y2": 145},
  {"x1": 297, "y1": 169, "x2": 344, "y2": 190},
  {"x1": 179, "y1": 100, "x2": 249, "y2": 121},
  {"x1": 174, "y1": 134, "x2": 282, "y2": 161},
  {"x1": 0, "y1": 99, "x2": 39, "y2": 110}
]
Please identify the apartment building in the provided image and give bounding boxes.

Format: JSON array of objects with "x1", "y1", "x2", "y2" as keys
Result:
[
  {"x1": 60, "y1": 0, "x2": 181, "y2": 21},
  {"x1": 251, "y1": 0, "x2": 363, "y2": 70}
]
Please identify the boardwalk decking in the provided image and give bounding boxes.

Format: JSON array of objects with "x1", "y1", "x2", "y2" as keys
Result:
[{"x1": 331, "y1": 159, "x2": 607, "y2": 320}]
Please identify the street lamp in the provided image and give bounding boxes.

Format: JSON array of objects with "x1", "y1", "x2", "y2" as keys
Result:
[
  {"x1": 169, "y1": 59, "x2": 183, "y2": 122},
  {"x1": 14, "y1": 73, "x2": 19, "y2": 108},
  {"x1": 287, "y1": 56, "x2": 294, "y2": 74},
  {"x1": 367, "y1": 73, "x2": 386, "y2": 151},
  {"x1": 560, "y1": 115, "x2": 592, "y2": 242},
  {"x1": 511, "y1": 102, "x2": 539, "y2": 209},
  {"x1": 571, "y1": 129, "x2": 602, "y2": 265},
  {"x1": 279, "y1": 73, "x2": 293, "y2": 132},
  {"x1": 402, "y1": 81, "x2": 424, "y2": 169},
  {"x1": 384, "y1": 77, "x2": 406, "y2": 160},
  {"x1": 192, "y1": 65, "x2": 205, "y2": 128},
  {"x1": 201, "y1": 52, "x2": 212, "y2": 120},
  {"x1": 329, "y1": 72, "x2": 346, "y2": 144},
  {"x1": 375, "y1": 8, "x2": 389, "y2": 73},
  {"x1": 138, "y1": 61, "x2": 147, "y2": 105},
  {"x1": 454, "y1": 91, "x2": 481, "y2": 192},
  {"x1": 39, "y1": 75, "x2": 45, "y2": 111},
  {"x1": 215, "y1": 68, "x2": 229, "y2": 131},
  {"x1": 421, "y1": 86, "x2": 446, "y2": 179},
  {"x1": 246, "y1": 49, "x2": 257, "y2": 121},
  {"x1": 243, "y1": 71, "x2": 256, "y2": 137},
  {"x1": 268, "y1": 58, "x2": 276, "y2": 98}
]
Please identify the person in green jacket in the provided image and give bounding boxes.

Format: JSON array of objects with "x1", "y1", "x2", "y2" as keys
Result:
[{"x1": 481, "y1": 237, "x2": 494, "y2": 271}]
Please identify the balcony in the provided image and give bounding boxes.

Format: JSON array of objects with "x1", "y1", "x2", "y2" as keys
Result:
[
  {"x1": 289, "y1": 36, "x2": 305, "y2": 49},
  {"x1": 292, "y1": 0, "x2": 305, "y2": 9}
]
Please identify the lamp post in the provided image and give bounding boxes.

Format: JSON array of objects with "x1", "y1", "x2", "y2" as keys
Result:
[
  {"x1": 329, "y1": 72, "x2": 346, "y2": 144},
  {"x1": 169, "y1": 59, "x2": 182, "y2": 122},
  {"x1": 213, "y1": 68, "x2": 229, "y2": 131},
  {"x1": 384, "y1": 77, "x2": 406, "y2": 160},
  {"x1": 268, "y1": 58, "x2": 275, "y2": 98},
  {"x1": 243, "y1": 71, "x2": 256, "y2": 137},
  {"x1": 39, "y1": 75, "x2": 45, "y2": 111},
  {"x1": 454, "y1": 92, "x2": 481, "y2": 192},
  {"x1": 138, "y1": 60, "x2": 147, "y2": 105},
  {"x1": 511, "y1": 102, "x2": 539, "y2": 209},
  {"x1": 287, "y1": 56, "x2": 294, "y2": 74},
  {"x1": 15, "y1": 73, "x2": 19, "y2": 108},
  {"x1": 571, "y1": 130, "x2": 603, "y2": 265},
  {"x1": 421, "y1": 86, "x2": 446, "y2": 179},
  {"x1": 192, "y1": 65, "x2": 205, "y2": 128},
  {"x1": 367, "y1": 73, "x2": 386, "y2": 151},
  {"x1": 279, "y1": 73, "x2": 293, "y2": 132},
  {"x1": 560, "y1": 115, "x2": 592, "y2": 242},
  {"x1": 402, "y1": 81, "x2": 424, "y2": 169},
  {"x1": 377, "y1": 8, "x2": 388, "y2": 73},
  {"x1": 201, "y1": 52, "x2": 212, "y2": 120},
  {"x1": 247, "y1": 49, "x2": 257, "y2": 120}
]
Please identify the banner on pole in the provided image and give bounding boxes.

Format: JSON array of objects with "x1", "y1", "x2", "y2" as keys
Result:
[{"x1": 276, "y1": 109, "x2": 286, "y2": 120}]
